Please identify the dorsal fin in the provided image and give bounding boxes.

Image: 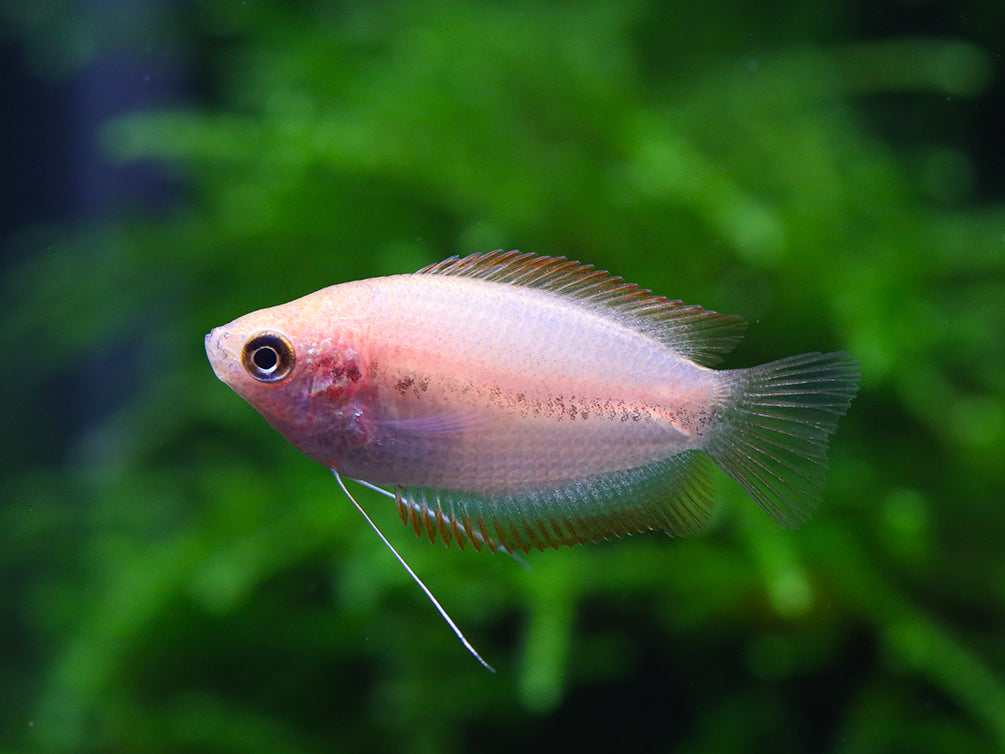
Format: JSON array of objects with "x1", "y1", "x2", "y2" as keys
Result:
[{"x1": 418, "y1": 250, "x2": 746, "y2": 366}]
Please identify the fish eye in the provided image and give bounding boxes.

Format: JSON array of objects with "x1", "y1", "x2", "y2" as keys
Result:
[{"x1": 242, "y1": 332, "x2": 295, "y2": 383}]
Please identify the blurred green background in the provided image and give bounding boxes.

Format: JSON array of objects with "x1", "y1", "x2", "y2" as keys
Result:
[{"x1": 2, "y1": 1, "x2": 1004, "y2": 752}]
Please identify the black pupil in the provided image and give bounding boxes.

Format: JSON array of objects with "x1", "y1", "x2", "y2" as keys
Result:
[{"x1": 253, "y1": 346, "x2": 278, "y2": 372}]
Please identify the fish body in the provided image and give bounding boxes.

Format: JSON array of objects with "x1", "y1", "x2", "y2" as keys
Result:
[{"x1": 206, "y1": 251, "x2": 859, "y2": 552}]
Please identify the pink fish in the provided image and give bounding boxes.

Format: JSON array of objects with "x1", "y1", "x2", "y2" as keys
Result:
[{"x1": 206, "y1": 250, "x2": 859, "y2": 668}]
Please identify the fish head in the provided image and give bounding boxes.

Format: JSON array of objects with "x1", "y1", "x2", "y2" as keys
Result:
[{"x1": 205, "y1": 284, "x2": 374, "y2": 466}]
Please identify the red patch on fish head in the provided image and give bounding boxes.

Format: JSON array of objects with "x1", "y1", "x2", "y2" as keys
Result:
[
  {"x1": 271, "y1": 333, "x2": 374, "y2": 465},
  {"x1": 251, "y1": 331, "x2": 376, "y2": 466},
  {"x1": 305, "y1": 335, "x2": 367, "y2": 411},
  {"x1": 222, "y1": 327, "x2": 372, "y2": 438}
]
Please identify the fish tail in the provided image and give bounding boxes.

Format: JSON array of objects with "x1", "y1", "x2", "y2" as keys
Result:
[{"x1": 705, "y1": 352, "x2": 860, "y2": 527}]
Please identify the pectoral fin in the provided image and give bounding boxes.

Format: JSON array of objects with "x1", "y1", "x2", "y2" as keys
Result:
[{"x1": 377, "y1": 412, "x2": 485, "y2": 435}]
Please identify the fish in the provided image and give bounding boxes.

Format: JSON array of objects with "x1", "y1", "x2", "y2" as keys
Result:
[{"x1": 205, "y1": 250, "x2": 860, "y2": 668}]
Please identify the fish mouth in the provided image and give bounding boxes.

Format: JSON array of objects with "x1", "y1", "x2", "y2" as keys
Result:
[{"x1": 205, "y1": 327, "x2": 238, "y2": 381}]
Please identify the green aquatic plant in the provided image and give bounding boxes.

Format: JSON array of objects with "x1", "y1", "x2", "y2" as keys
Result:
[{"x1": 2, "y1": 1, "x2": 1003, "y2": 752}]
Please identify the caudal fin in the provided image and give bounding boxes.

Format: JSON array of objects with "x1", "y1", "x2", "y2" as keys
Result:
[{"x1": 705, "y1": 352, "x2": 860, "y2": 527}]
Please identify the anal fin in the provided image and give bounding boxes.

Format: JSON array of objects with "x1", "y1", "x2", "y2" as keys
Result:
[{"x1": 398, "y1": 451, "x2": 716, "y2": 553}]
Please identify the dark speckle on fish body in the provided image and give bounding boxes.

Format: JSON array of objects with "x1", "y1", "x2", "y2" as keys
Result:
[{"x1": 395, "y1": 376, "x2": 415, "y2": 394}]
